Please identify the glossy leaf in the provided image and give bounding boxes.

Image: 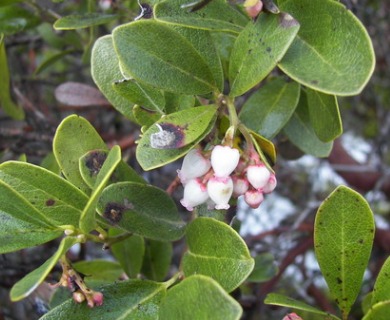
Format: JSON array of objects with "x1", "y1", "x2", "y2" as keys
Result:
[
  {"x1": 154, "y1": 0, "x2": 248, "y2": 34},
  {"x1": 136, "y1": 106, "x2": 217, "y2": 170},
  {"x1": 362, "y1": 301, "x2": 390, "y2": 320},
  {"x1": 159, "y1": 275, "x2": 242, "y2": 320},
  {"x1": 79, "y1": 146, "x2": 122, "y2": 233},
  {"x1": 73, "y1": 260, "x2": 124, "y2": 286},
  {"x1": 40, "y1": 279, "x2": 166, "y2": 320},
  {"x1": 306, "y1": 88, "x2": 342, "y2": 142},
  {"x1": 91, "y1": 35, "x2": 134, "y2": 119},
  {"x1": 54, "y1": 13, "x2": 117, "y2": 30},
  {"x1": 229, "y1": 13, "x2": 299, "y2": 97},
  {"x1": 53, "y1": 115, "x2": 107, "y2": 194},
  {"x1": 182, "y1": 217, "x2": 254, "y2": 292},
  {"x1": 283, "y1": 91, "x2": 333, "y2": 157},
  {"x1": 314, "y1": 186, "x2": 375, "y2": 318},
  {"x1": 0, "y1": 161, "x2": 88, "y2": 226},
  {"x1": 0, "y1": 35, "x2": 24, "y2": 119},
  {"x1": 265, "y1": 293, "x2": 341, "y2": 320},
  {"x1": 110, "y1": 229, "x2": 145, "y2": 278},
  {"x1": 239, "y1": 77, "x2": 300, "y2": 139},
  {"x1": 278, "y1": 0, "x2": 375, "y2": 96},
  {"x1": 249, "y1": 131, "x2": 277, "y2": 169},
  {"x1": 97, "y1": 182, "x2": 186, "y2": 241},
  {"x1": 10, "y1": 237, "x2": 78, "y2": 301},
  {"x1": 371, "y1": 256, "x2": 390, "y2": 305},
  {"x1": 112, "y1": 79, "x2": 165, "y2": 114},
  {"x1": 247, "y1": 253, "x2": 278, "y2": 283},
  {"x1": 142, "y1": 240, "x2": 172, "y2": 281},
  {"x1": 113, "y1": 20, "x2": 217, "y2": 95}
]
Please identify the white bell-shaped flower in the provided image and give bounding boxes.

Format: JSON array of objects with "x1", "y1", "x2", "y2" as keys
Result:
[
  {"x1": 207, "y1": 176, "x2": 233, "y2": 210},
  {"x1": 246, "y1": 164, "x2": 271, "y2": 190},
  {"x1": 178, "y1": 149, "x2": 211, "y2": 184},
  {"x1": 211, "y1": 145, "x2": 240, "y2": 178},
  {"x1": 180, "y1": 179, "x2": 209, "y2": 211},
  {"x1": 244, "y1": 189, "x2": 264, "y2": 209},
  {"x1": 263, "y1": 174, "x2": 277, "y2": 193},
  {"x1": 232, "y1": 176, "x2": 249, "y2": 197}
]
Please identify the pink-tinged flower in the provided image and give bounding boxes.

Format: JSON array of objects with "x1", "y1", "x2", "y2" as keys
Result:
[
  {"x1": 92, "y1": 291, "x2": 104, "y2": 307},
  {"x1": 180, "y1": 179, "x2": 209, "y2": 211},
  {"x1": 263, "y1": 174, "x2": 277, "y2": 194},
  {"x1": 178, "y1": 149, "x2": 211, "y2": 184},
  {"x1": 244, "y1": 190, "x2": 264, "y2": 209},
  {"x1": 232, "y1": 176, "x2": 249, "y2": 197},
  {"x1": 211, "y1": 145, "x2": 240, "y2": 178},
  {"x1": 246, "y1": 164, "x2": 271, "y2": 190},
  {"x1": 244, "y1": 0, "x2": 263, "y2": 19},
  {"x1": 282, "y1": 313, "x2": 303, "y2": 320},
  {"x1": 207, "y1": 176, "x2": 233, "y2": 210}
]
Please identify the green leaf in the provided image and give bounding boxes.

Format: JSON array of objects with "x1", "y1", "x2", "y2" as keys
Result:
[
  {"x1": 229, "y1": 13, "x2": 299, "y2": 97},
  {"x1": 79, "y1": 146, "x2": 122, "y2": 233},
  {"x1": 371, "y1": 256, "x2": 390, "y2": 305},
  {"x1": 110, "y1": 229, "x2": 145, "y2": 278},
  {"x1": 249, "y1": 131, "x2": 277, "y2": 169},
  {"x1": 314, "y1": 186, "x2": 375, "y2": 318},
  {"x1": 142, "y1": 240, "x2": 172, "y2": 281},
  {"x1": 136, "y1": 106, "x2": 217, "y2": 170},
  {"x1": 0, "y1": 4, "x2": 40, "y2": 35},
  {"x1": 182, "y1": 217, "x2": 254, "y2": 292},
  {"x1": 154, "y1": 0, "x2": 248, "y2": 34},
  {"x1": 112, "y1": 79, "x2": 165, "y2": 114},
  {"x1": 40, "y1": 279, "x2": 166, "y2": 320},
  {"x1": 0, "y1": 161, "x2": 88, "y2": 226},
  {"x1": 283, "y1": 91, "x2": 333, "y2": 157},
  {"x1": 113, "y1": 20, "x2": 217, "y2": 95},
  {"x1": 91, "y1": 35, "x2": 134, "y2": 119},
  {"x1": 264, "y1": 293, "x2": 341, "y2": 320},
  {"x1": 34, "y1": 49, "x2": 77, "y2": 75},
  {"x1": 10, "y1": 237, "x2": 78, "y2": 301},
  {"x1": 363, "y1": 301, "x2": 390, "y2": 320},
  {"x1": 239, "y1": 77, "x2": 300, "y2": 139},
  {"x1": 164, "y1": 92, "x2": 196, "y2": 114},
  {"x1": 54, "y1": 13, "x2": 117, "y2": 30},
  {"x1": 159, "y1": 275, "x2": 242, "y2": 320},
  {"x1": 53, "y1": 115, "x2": 107, "y2": 194},
  {"x1": 133, "y1": 105, "x2": 162, "y2": 128},
  {"x1": 306, "y1": 88, "x2": 342, "y2": 142},
  {"x1": 247, "y1": 253, "x2": 278, "y2": 283},
  {"x1": 362, "y1": 292, "x2": 373, "y2": 315},
  {"x1": 0, "y1": 35, "x2": 24, "y2": 119},
  {"x1": 97, "y1": 182, "x2": 186, "y2": 241},
  {"x1": 278, "y1": 0, "x2": 375, "y2": 96}
]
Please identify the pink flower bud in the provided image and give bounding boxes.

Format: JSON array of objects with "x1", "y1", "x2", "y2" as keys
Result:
[
  {"x1": 246, "y1": 164, "x2": 271, "y2": 190},
  {"x1": 73, "y1": 291, "x2": 85, "y2": 304},
  {"x1": 207, "y1": 176, "x2": 233, "y2": 210},
  {"x1": 180, "y1": 179, "x2": 209, "y2": 211},
  {"x1": 244, "y1": 190, "x2": 264, "y2": 209},
  {"x1": 283, "y1": 313, "x2": 303, "y2": 320},
  {"x1": 244, "y1": 0, "x2": 263, "y2": 19},
  {"x1": 178, "y1": 149, "x2": 211, "y2": 184},
  {"x1": 263, "y1": 174, "x2": 277, "y2": 193},
  {"x1": 232, "y1": 176, "x2": 249, "y2": 197},
  {"x1": 92, "y1": 292, "x2": 104, "y2": 307},
  {"x1": 211, "y1": 145, "x2": 240, "y2": 178}
]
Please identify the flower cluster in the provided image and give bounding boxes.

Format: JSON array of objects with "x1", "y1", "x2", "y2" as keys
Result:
[{"x1": 179, "y1": 145, "x2": 276, "y2": 211}]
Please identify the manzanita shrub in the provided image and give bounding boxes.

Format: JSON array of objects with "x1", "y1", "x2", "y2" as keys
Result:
[{"x1": 1, "y1": 0, "x2": 389, "y2": 319}]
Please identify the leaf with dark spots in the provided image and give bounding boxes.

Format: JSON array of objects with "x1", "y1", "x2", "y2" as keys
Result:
[
  {"x1": 45, "y1": 199, "x2": 56, "y2": 207},
  {"x1": 103, "y1": 202, "x2": 126, "y2": 224},
  {"x1": 150, "y1": 123, "x2": 185, "y2": 149},
  {"x1": 279, "y1": 12, "x2": 299, "y2": 28}
]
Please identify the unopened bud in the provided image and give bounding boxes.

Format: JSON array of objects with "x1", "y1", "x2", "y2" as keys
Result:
[
  {"x1": 180, "y1": 179, "x2": 209, "y2": 211},
  {"x1": 263, "y1": 174, "x2": 277, "y2": 193},
  {"x1": 178, "y1": 149, "x2": 211, "y2": 184},
  {"x1": 244, "y1": 190, "x2": 264, "y2": 209},
  {"x1": 207, "y1": 176, "x2": 233, "y2": 210},
  {"x1": 211, "y1": 145, "x2": 240, "y2": 178},
  {"x1": 232, "y1": 176, "x2": 249, "y2": 197},
  {"x1": 246, "y1": 164, "x2": 271, "y2": 190},
  {"x1": 73, "y1": 291, "x2": 85, "y2": 303}
]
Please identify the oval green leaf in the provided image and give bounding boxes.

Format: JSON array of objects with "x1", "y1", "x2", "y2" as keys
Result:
[
  {"x1": 53, "y1": 115, "x2": 107, "y2": 194},
  {"x1": 247, "y1": 253, "x2": 278, "y2": 283},
  {"x1": 136, "y1": 105, "x2": 217, "y2": 170},
  {"x1": 278, "y1": 0, "x2": 375, "y2": 96},
  {"x1": 142, "y1": 240, "x2": 172, "y2": 282},
  {"x1": 97, "y1": 182, "x2": 186, "y2": 241},
  {"x1": 10, "y1": 236, "x2": 78, "y2": 301},
  {"x1": 159, "y1": 275, "x2": 242, "y2": 320},
  {"x1": 363, "y1": 301, "x2": 390, "y2": 320},
  {"x1": 0, "y1": 161, "x2": 88, "y2": 226},
  {"x1": 54, "y1": 13, "x2": 117, "y2": 30},
  {"x1": 283, "y1": 90, "x2": 333, "y2": 157},
  {"x1": 306, "y1": 88, "x2": 342, "y2": 142},
  {"x1": 113, "y1": 20, "x2": 217, "y2": 95},
  {"x1": 40, "y1": 279, "x2": 166, "y2": 320},
  {"x1": 265, "y1": 293, "x2": 341, "y2": 320},
  {"x1": 229, "y1": 13, "x2": 300, "y2": 97},
  {"x1": 371, "y1": 256, "x2": 390, "y2": 305},
  {"x1": 182, "y1": 217, "x2": 254, "y2": 292},
  {"x1": 239, "y1": 77, "x2": 300, "y2": 139},
  {"x1": 314, "y1": 186, "x2": 375, "y2": 318},
  {"x1": 154, "y1": 0, "x2": 248, "y2": 34},
  {"x1": 91, "y1": 35, "x2": 134, "y2": 119}
]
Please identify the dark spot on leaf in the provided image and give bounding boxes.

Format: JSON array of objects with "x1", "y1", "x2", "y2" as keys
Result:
[
  {"x1": 104, "y1": 202, "x2": 125, "y2": 224},
  {"x1": 311, "y1": 80, "x2": 319, "y2": 85},
  {"x1": 279, "y1": 12, "x2": 299, "y2": 28},
  {"x1": 46, "y1": 199, "x2": 56, "y2": 206},
  {"x1": 84, "y1": 150, "x2": 107, "y2": 176},
  {"x1": 359, "y1": 239, "x2": 364, "y2": 244},
  {"x1": 337, "y1": 277, "x2": 342, "y2": 284},
  {"x1": 266, "y1": 47, "x2": 272, "y2": 52},
  {"x1": 150, "y1": 122, "x2": 185, "y2": 149}
]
